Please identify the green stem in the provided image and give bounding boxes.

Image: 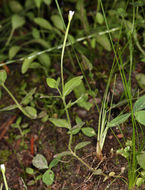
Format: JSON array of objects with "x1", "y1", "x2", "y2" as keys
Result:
[
  {"x1": 6, "y1": 29, "x2": 14, "y2": 46},
  {"x1": 2, "y1": 84, "x2": 31, "y2": 118},
  {"x1": 2, "y1": 172, "x2": 8, "y2": 190},
  {"x1": 61, "y1": 20, "x2": 71, "y2": 96}
]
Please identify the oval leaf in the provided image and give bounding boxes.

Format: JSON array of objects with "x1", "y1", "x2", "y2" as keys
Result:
[
  {"x1": 135, "y1": 110, "x2": 145, "y2": 126},
  {"x1": 49, "y1": 118, "x2": 69, "y2": 129},
  {"x1": 43, "y1": 0, "x2": 51, "y2": 6},
  {"x1": 34, "y1": 0, "x2": 42, "y2": 8},
  {"x1": 9, "y1": 1, "x2": 23, "y2": 13},
  {"x1": 133, "y1": 95, "x2": 145, "y2": 112},
  {"x1": 107, "y1": 113, "x2": 131, "y2": 127},
  {"x1": 46, "y1": 78, "x2": 57, "y2": 88},
  {"x1": 51, "y1": 15, "x2": 64, "y2": 31},
  {"x1": 64, "y1": 76, "x2": 83, "y2": 96},
  {"x1": 21, "y1": 52, "x2": 38, "y2": 74},
  {"x1": 81, "y1": 127, "x2": 96, "y2": 137},
  {"x1": 34, "y1": 17, "x2": 52, "y2": 30},
  {"x1": 12, "y1": 14, "x2": 25, "y2": 30},
  {"x1": 137, "y1": 152, "x2": 145, "y2": 170},
  {"x1": 96, "y1": 34, "x2": 111, "y2": 51},
  {"x1": 38, "y1": 53, "x2": 51, "y2": 68},
  {"x1": 32, "y1": 154, "x2": 48, "y2": 169},
  {"x1": 74, "y1": 141, "x2": 91, "y2": 151},
  {"x1": 9, "y1": 46, "x2": 21, "y2": 59},
  {"x1": 42, "y1": 169, "x2": 54, "y2": 186},
  {"x1": 0, "y1": 70, "x2": 7, "y2": 84},
  {"x1": 24, "y1": 106, "x2": 37, "y2": 119}
]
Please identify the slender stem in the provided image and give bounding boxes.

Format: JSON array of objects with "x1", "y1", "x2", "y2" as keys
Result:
[
  {"x1": 61, "y1": 20, "x2": 71, "y2": 96},
  {"x1": 2, "y1": 84, "x2": 32, "y2": 118},
  {"x1": 6, "y1": 29, "x2": 14, "y2": 46},
  {"x1": 2, "y1": 172, "x2": 8, "y2": 190}
]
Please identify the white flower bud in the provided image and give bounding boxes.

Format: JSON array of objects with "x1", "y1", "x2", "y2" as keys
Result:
[
  {"x1": 68, "y1": 10, "x2": 75, "y2": 21},
  {"x1": 0, "y1": 164, "x2": 5, "y2": 173}
]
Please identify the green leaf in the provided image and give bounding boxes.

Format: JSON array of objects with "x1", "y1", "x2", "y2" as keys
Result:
[
  {"x1": 136, "y1": 73, "x2": 145, "y2": 89},
  {"x1": 9, "y1": 46, "x2": 21, "y2": 59},
  {"x1": 0, "y1": 104, "x2": 17, "y2": 112},
  {"x1": 24, "y1": 106, "x2": 37, "y2": 119},
  {"x1": 32, "y1": 154, "x2": 48, "y2": 169},
  {"x1": 95, "y1": 34, "x2": 111, "y2": 51},
  {"x1": 38, "y1": 53, "x2": 51, "y2": 68},
  {"x1": 137, "y1": 151, "x2": 145, "y2": 170},
  {"x1": 136, "y1": 178, "x2": 144, "y2": 187},
  {"x1": 9, "y1": 1, "x2": 23, "y2": 13},
  {"x1": 133, "y1": 95, "x2": 145, "y2": 112},
  {"x1": 49, "y1": 157, "x2": 61, "y2": 169},
  {"x1": 64, "y1": 76, "x2": 83, "y2": 96},
  {"x1": 42, "y1": 169, "x2": 54, "y2": 186},
  {"x1": 73, "y1": 81, "x2": 92, "y2": 111},
  {"x1": 51, "y1": 15, "x2": 64, "y2": 31},
  {"x1": 81, "y1": 55, "x2": 93, "y2": 71},
  {"x1": 46, "y1": 78, "x2": 57, "y2": 88},
  {"x1": 0, "y1": 70, "x2": 7, "y2": 84},
  {"x1": 43, "y1": 0, "x2": 51, "y2": 6},
  {"x1": 34, "y1": 17, "x2": 52, "y2": 30},
  {"x1": 54, "y1": 151, "x2": 71, "y2": 158},
  {"x1": 96, "y1": 12, "x2": 104, "y2": 25},
  {"x1": 68, "y1": 122, "x2": 85, "y2": 135},
  {"x1": 49, "y1": 118, "x2": 69, "y2": 129},
  {"x1": 74, "y1": 141, "x2": 91, "y2": 151},
  {"x1": 81, "y1": 127, "x2": 96, "y2": 137},
  {"x1": 135, "y1": 110, "x2": 145, "y2": 126},
  {"x1": 30, "y1": 39, "x2": 50, "y2": 48},
  {"x1": 32, "y1": 28, "x2": 40, "y2": 39},
  {"x1": 107, "y1": 113, "x2": 131, "y2": 127},
  {"x1": 21, "y1": 88, "x2": 36, "y2": 105},
  {"x1": 21, "y1": 52, "x2": 38, "y2": 74},
  {"x1": 34, "y1": 0, "x2": 42, "y2": 9},
  {"x1": 26, "y1": 168, "x2": 34, "y2": 175},
  {"x1": 12, "y1": 14, "x2": 25, "y2": 30}
]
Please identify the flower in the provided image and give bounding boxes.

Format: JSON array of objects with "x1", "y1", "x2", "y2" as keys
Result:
[
  {"x1": 0, "y1": 164, "x2": 5, "y2": 173},
  {"x1": 68, "y1": 10, "x2": 75, "y2": 21}
]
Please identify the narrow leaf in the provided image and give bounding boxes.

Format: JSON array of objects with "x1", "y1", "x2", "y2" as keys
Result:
[
  {"x1": 107, "y1": 113, "x2": 131, "y2": 127},
  {"x1": 54, "y1": 151, "x2": 71, "y2": 158},
  {"x1": 49, "y1": 118, "x2": 69, "y2": 129},
  {"x1": 49, "y1": 157, "x2": 61, "y2": 169},
  {"x1": 74, "y1": 141, "x2": 91, "y2": 151},
  {"x1": 34, "y1": 17, "x2": 52, "y2": 30}
]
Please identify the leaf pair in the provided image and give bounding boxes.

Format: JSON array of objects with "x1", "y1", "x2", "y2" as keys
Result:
[
  {"x1": 32, "y1": 154, "x2": 60, "y2": 186},
  {"x1": 46, "y1": 76, "x2": 83, "y2": 97}
]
